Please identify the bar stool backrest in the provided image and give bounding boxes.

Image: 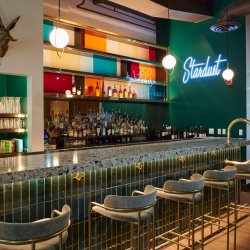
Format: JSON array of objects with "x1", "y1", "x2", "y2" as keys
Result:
[
  {"x1": 0, "y1": 205, "x2": 71, "y2": 242},
  {"x1": 203, "y1": 166, "x2": 237, "y2": 180},
  {"x1": 163, "y1": 173, "x2": 204, "y2": 193},
  {"x1": 234, "y1": 164, "x2": 250, "y2": 172},
  {"x1": 104, "y1": 185, "x2": 156, "y2": 209}
]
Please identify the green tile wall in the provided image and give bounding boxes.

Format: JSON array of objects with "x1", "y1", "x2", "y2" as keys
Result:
[
  {"x1": 156, "y1": 0, "x2": 246, "y2": 138},
  {"x1": 0, "y1": 147, "x2": 241, "y2": 249}
]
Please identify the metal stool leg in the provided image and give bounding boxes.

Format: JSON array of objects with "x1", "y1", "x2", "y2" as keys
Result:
[
  {"x1": 234, "y1": 179, "x2": 237, "y2": 250},
  {"x1": 88, "y1": 204, "x2": 92, "y2": 250},
  {"x1": 201, "y1": 191, "x2": 204, "y2": 250},
  {"x1": 192, "y1": 198, "x2": 195, "y2": 250},
  {"x1": 147, "y1": 218, "x2": 151, "y2": 250},
  {"x1": 227, "y1": 185, "x2": 230, "y2": 250},
  {"x1": 152, "y1": 205, "x2": 156, "y2": 250},
  {"x1": 137, "y1": 211, "x2": 141, "y2": 250},
  {"x1": 177, "y1": 201, "x2": 180, "y2": 250},
  {"x1": 188, "y1": 204, "x2": 191, "y2": 247},
  {"x1": 130, "y1": 224, "x2": 134, "y2": 250},
  {"x1": 210, "y1": 187, "x2": 213, "y2": 235}
]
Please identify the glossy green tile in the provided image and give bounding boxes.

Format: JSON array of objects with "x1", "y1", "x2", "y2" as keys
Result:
[
  {"x1": 4, "y1": 183, "x2": 12, "y2": 211},
  {"x1": 37, "y1": 178, "x2": 45, "y2": 204},
  {"x1": 13, "y1": 182, "x2": 21, "y2": 209},
  {"x1": 51, "y1": 175, "x2": 59, "y2": 200},
  {"x1": 21, "y1": 180, "x2": 29, "y2": 207},
  {"x1": 45, "y1": 177, "x2": 52, "y2": 202},
  {"x1": 95, "y1": 169, "x2": 102, "y2": 191},
  {"x1": 84, "y1": 171, "x2": 91, "y2": 193},
  {"x1": 59, "y1": 174, "x2": 66, "y2": 199},
  {"x1": 101, "y1": 168, "x2": 107, "y2": 189},
  {"x1": 29, "y1": 179, "x2": 37, "y2": 205}
]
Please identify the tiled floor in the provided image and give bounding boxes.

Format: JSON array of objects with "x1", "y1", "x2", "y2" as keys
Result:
[{"x1": 163, "y1": 190, "x2": 250, "y2": 250}]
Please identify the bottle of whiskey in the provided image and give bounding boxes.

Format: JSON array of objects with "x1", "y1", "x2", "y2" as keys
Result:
[
  {"x1": 107, "y1": 86, "x2": 112, "y2": 97},
  {"x1": 132, "y1": 90, "x2": 137, "y2": 99},
  {"x1": 128, "y1": 87, "x2": 132, "y2": 98},
  {"x1": 95, "y1": 82, "x2": 100, "y2": 97},
  {"x1": 112, "y1": 84, "x2": 118, "y2": 97},
  {"x1": 76, "y1": 85, "x2": 82, "y2": 96},
  {"x1": 123, "y1": 86, "x2": 128, "y2": 98},
  {"x1": 72, "y1": 76, "x2": 76, "y2": 95},
  {"x1": 119, "y1": 85, "x2": 123, "y2": 98}
]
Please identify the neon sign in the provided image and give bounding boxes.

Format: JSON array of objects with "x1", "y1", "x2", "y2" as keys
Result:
[{"x1": 182, "y1": 54, "x2": 227, "y2": 84}]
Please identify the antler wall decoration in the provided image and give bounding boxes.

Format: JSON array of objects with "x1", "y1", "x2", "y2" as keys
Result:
[{"x1": 0, "y1": 16, "x2": 20, "y2": 59}]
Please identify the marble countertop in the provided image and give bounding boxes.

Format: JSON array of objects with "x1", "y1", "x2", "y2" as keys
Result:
[{"x1": 0, "y1": 138, "x2": 247, "y2": 183}]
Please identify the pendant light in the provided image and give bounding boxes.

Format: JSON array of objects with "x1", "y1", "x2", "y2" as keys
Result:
[
  {"x1": 162, "y1": 1, "x2": 176, "y2": 71},
  {"x1": 49, "y1": 0, "x2": 69, "y2": 50},
  {"x1": 222, "y1": 1, "x2": 234, "y2": 85}
]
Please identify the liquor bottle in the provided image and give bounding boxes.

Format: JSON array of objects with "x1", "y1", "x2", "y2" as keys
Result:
[
  {"x1": 72, "y1": 77, "x2": 76, "y2": 95},
  {"x1": 76, "y1": 85, "x2": 82, "y2": 96},
  {"x1": 95, "y1": 82, "x2": 100, "y2": 97},
  {"x1": 161, "y1": 124, "x2": 166, "y2": 139},
  {"x1": 128, "y1": 87, "x2": 132, "y2": 98},
  {"x1": 119, "y1": 85, "x2": 123, "y2": 98},
  {"x1": 123, "y1": 86, "x2": 128, "y2": 98},
  {"x1": 132, "y1": 90, "x2": 137, "y2": 99},
  {"x1": 112, "y1": 84, "x2": 118, "y2": 97},
  {"x1": 107, "y1": 86, "x2": 112, "y2": 97}
]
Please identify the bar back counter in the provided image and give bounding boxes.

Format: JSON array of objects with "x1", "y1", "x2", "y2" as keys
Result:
[{"x1": 0, "y1": 138, "x2": 247, "y2": 249}]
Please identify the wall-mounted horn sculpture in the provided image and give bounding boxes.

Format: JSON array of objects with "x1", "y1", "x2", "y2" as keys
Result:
[{"x1": 0, "y1": 16, "x2": 20, "y2": 58}]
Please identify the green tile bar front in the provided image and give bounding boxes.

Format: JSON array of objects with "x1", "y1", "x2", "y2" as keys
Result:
[{"x1": 0, "y1": 142, "x2": 242, "y2": 250}]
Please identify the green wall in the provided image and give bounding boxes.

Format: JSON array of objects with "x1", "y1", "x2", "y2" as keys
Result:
[
  {"x1": 0, "y1": 74, "x2": 28, "y2": 149},
  {"x1": 157, "y1": 0, "x2": 246, "y2": 138}
]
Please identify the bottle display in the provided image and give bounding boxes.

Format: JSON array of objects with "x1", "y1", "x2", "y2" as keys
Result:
[
  {"x1": 160, "y1": 125, "x2": 207, "y2": 140},
  {"x1": 72, "y1": 77, "x2": 77, "y2": 95},
  {"x1": 128, "y1": 87, "x2": 132, "y2": 98},
  {"x1": 119, "y1": 85, "x2": 123, "y2": 98},
  {"x1": 112, "y1": 84, "x2": 118, "y2": 98},
  {"x1": 95, "y1": 82, "x2": 100, "y2": 97},
  {"x1": 107, "y1": 86, "x2": 112, "y2": 97},
  {"x1": 76, "y1": 85, "x2": 82, "y2": 96},
  {"x1": 123, "y1": 86, "x2": 128, "y2": 98}
]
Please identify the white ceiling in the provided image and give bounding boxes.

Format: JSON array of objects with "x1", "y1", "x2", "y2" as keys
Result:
[{"x1": 105, "y1": 0, "x2": 213, "y2": 23}]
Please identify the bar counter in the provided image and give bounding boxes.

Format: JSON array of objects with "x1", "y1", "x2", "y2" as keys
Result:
[
  {"x1": 0, "y1": 137, "x2": 248, "y2": 184},
  {"x1": 0, "y1": 137, "x2": 247, "y2": 249}
]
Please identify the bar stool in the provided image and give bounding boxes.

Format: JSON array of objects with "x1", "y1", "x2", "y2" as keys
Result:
[
  {"x1": 203, "y1": 166, "x2": 237, "y2": 250},
  {"x1": 156, "y1": 173, "x2": 205, "y2": 250},
  {"x1": 224, "y1": 160, "x2": 250, "y2": 213},
  {"x1": 0, "y1": 204, "x2": 71, "y2": 250},
  {"x1": 88, "y1": 185, "x2": 157, "y2": 250}
]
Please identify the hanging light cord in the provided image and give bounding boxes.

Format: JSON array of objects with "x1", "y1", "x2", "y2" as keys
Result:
[
  {"x1": 59, "y1": 0, "x2": 61, "y2": 22},
  {"x1": 226, "y1": 0, "x2": 229, "y2": 68},
  {"x1": 56, "y1": 0, "x2": 65, "y2": 58}
]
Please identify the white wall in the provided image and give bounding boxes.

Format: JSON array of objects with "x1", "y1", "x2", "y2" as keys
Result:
[{"x1": 0, "y1": 0, "x2": 44, "y2": 152}]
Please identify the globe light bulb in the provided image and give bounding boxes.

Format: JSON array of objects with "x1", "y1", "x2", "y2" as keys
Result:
[
  {"x1": 162, "y1": 54, "x2": 177, "y2": 70},
  {"x1": 49, "y1": 28, "x2": 69, "y2": 49},
  {"x1": 222, "y1": 68, "x2": 234, "y2": 81}
]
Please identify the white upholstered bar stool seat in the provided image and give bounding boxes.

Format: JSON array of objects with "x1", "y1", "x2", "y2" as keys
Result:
[
  {"x1": 156, "y1": 173, "x2": 205, "y2": 250},
  {"x1": 235, "y1": 164, "x2": 250, "y2": 179},
  {"x1": 203, "y1": 166, "x2": 237, "y2": 250},
  {"x1": 157, "y1": 173, "x2": 204, "y2": 203},
  {"x1": 0, "y1": 205, "x2": 71, "y2": 250},
  {"x1": 89, "y1": 185, "x2": 157, "y2": 250}
]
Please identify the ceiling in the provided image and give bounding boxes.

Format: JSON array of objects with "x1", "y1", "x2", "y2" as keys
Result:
[{"x1": 93, "y1": 0, "x2": 214, "y2": 23}]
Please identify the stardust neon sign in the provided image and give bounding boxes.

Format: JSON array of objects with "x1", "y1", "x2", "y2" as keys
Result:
[{"x1": 182, "y1": 54, "x2": 227, "y2": 84}]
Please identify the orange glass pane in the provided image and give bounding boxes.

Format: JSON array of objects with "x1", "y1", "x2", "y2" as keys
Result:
[
  {"x1": 84, "y1": 30, "x2": 106, "y2": 52},
  {"x1": 85, "y1": 76, "x2": 103, "y2": 97},
  {"x1": 139, "y1": 64, "x2": 156, "y2": 81}
]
